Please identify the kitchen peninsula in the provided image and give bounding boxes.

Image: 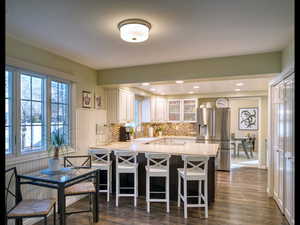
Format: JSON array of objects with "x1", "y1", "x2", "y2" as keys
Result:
[{"x1": 90, "y1": 136, "x2": 219, "y2": 204}]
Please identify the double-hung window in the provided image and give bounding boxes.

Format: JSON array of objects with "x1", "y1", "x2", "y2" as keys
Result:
[
  {"x1": 5, "y1": 66, "x2": 72, "y2": 158},
  {"x1": 5, "y1": 70, "x2": 13, "y2": 154}
]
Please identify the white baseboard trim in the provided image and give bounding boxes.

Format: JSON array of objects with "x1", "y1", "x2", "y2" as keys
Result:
[{"x1": 23, "y1": 195, "x2": 86, "y2": 225}]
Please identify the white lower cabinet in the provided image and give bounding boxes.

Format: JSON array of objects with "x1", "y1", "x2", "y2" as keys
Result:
[{"x1": 270, "y1": 72, "x2": 294, "y2": 225}]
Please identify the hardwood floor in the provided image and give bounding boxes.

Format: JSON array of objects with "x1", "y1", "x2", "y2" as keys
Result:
[{"x1": 35, "y1": 167, "x2": 289, "y2": 225}]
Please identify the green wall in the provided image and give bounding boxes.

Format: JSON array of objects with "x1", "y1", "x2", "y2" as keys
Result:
[{"x1": 98, "y1": 52, "x2": 282, "y2": 85}]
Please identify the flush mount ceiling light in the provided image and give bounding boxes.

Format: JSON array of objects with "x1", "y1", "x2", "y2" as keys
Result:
[
  {"x1": 193, "y1": 86, "x2": 199, "y2": 89},
  {"x1": 142, "y1": 82, "x2": 150, "y2": 86},
  {"x1": 236, "y1": 83, "x2": 244, "y2": 86},
  {"x1": 118, "y1": 18, "x2": 151, "y2": 43},
  {"x1": 235, "y1": 88, "x2": 241, "y2": 91},
  {"x1": 176, "y1": 80, "x2": 184, "y2": 84}
]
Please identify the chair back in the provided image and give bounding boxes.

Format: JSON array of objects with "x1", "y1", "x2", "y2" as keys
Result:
[
  {"x1": 64, "y1": 155, "x2": 92, "y2": 168},
  {"x1": 89, "y1": 149, "x2": 111, "y2": 164},
  {"x1": 181, "y1": 155, "x2": 209, "y2": 177},
  {"x1": 145, "y1": 153, "x2": 170, "y2": 170},
  {"x1": 5, "y1": 167, "x2": 22, "y2": 216},
  {"x1": 114, "y1": 151, "x2": 137, "y2": 167}
]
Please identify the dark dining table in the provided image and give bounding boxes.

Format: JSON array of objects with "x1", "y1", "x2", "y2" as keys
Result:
[
  {"x1": 234, "y1": 137, "x2": 255, "y2": 159},
  {"x1": 16, "y1": 167, "x2": 100, "y2": 225}
]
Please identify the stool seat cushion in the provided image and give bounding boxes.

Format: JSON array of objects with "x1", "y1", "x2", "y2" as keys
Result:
[
  {"x1": 65, "y1": 182, "x2": 96, "y2": 195},
  {"x1": 145, "y1": 166, "x2": 168, "y2": 176},
  {"x1": 92, "y1": 161, "x2": 111, "y2": 169},
  {"x1": 178, "y1": 168, "x2": 206, "y2": 180},
  {"x1": 7, "y1": 199, "x2": 55, "y2": 217}
]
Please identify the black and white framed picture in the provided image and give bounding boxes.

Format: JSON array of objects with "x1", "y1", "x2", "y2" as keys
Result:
[
  {"x1": 82, "y1": 91, "x2": 92, "y2": 108},
  {"x1": 238, "y1": 107, "x2": 258, "y2": 130}
]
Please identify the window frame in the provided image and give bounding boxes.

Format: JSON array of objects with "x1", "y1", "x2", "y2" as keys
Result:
[{"x1": 5, "y1": 65, "x2": 73, "y2": 161}]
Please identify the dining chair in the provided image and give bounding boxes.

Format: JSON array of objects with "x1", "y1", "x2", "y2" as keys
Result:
[
  {"x1": 145, "y1": 153, "x2": 171, "y2": 213},
  {"x1": 177, "y1": 155, "x2": 209, "y2": 219},
  {"x1": 5, "y1": 167, "x2": 56, "y2": 225},
  {"x1": 63, "y1": 155, "x2": 96, "y2": 219}
]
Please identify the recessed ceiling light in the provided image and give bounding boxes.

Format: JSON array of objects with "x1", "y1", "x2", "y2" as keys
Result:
[
  {"x1": 176, "y1": 80, "x2": 184, "y2": 84},
  {"x1": 193, "y1": 86, "x2": 199, "y2": 89},
  {"x1": 142, "y1": 82, "x2": 150, "y2": 86},
  {"x1": 150, "y1": 88, "x2": 156, "y2": 91},
  {"x1": 118, "y1": 18, "x2": 151, "y2": 43},
  {"x1": 235, "y1": 88, "x2": 241, "y2": 91},
  {"x1": 188, "y1": 91, "x2": 194, "y2": 94},
  {"x1": 236, "y1": 83, "x2": 244, "y2": 86}
]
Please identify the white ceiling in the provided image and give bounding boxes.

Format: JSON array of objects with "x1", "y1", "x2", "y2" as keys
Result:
[
  {"x1": 134, "y1": 76, "x2": 273, "y2": 95},
  {"x1": 6, "y1": 0, "x2": 294, "y2": 69}
]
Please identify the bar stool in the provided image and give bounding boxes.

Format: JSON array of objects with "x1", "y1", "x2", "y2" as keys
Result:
[
  {"x1": 177, "y1": 155, "x2": 209, "y2": 219},
  {"x1": 89, "y1": 148, "x2": 112, "y2": 202},
  {"x1": 145, "y1": 153, "x2": 170, "y2": 213},
  {"x1": 114, "y1": 151, "x2": 138, "y2": 207}
]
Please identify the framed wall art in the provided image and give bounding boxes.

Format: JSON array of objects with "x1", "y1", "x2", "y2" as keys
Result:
[
  {"x1": 95, "y1": 95, "x2": 101, "y2": 109},
  {"x1": 238, "y1": 107, "x2": 258, "y2": 130},
  {"x1": 82, "y1": 91, "x2": 92, "y2": 108}
]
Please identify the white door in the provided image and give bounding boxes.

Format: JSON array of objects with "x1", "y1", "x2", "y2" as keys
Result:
[
  {"x1": 284, "y1": 74, "x2": 294, "y2": 225},
  {"x1": 272, "y1": 81, "x2": 285, "y2": 211}
]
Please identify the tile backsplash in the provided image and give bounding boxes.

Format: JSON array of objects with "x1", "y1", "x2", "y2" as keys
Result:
[{"x1": 142, "y1": 122, "x2": 197, "y2": 137}]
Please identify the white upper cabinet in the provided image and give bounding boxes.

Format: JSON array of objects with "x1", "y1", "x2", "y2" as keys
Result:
[
  {"x1": 150, "y1": 96, "x2": 168, "y2": 122},
  {"x1": 105, "y1": 88, "x2": 135, "y2": 123},
  {"x1": 168, "y1": 99, "x2": 197, "y2": 122}
]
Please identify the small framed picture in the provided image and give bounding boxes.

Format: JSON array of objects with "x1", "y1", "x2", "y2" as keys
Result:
[
  {"x1": 82, "y1": 91, "x2": 92, "y2": 108},
  {"x1": 239, "y1": 107, "x2": 258, "y2": 130},
  {"x1": 95, "y1": 95, "x2": 101, "y2": 109}
]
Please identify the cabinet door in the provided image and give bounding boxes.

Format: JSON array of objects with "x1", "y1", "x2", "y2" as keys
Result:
[
  {"x1": 284, "y1": 75, "x2": 294, "y2": 225},
  {"x1": 142, "y1": 98, "x2": 151, "y2": 122},
  {"x1": 168, "y1": 99, "x2": 181, "y2": 122},
  {"x1": 119, "y1": 90, "x2": 127, "y2": 123},
  {"x1": 183, "y1": 99, "x2": 197, "y2": 122},
  {"x1": 156, "y1": 97, "x2": 167, "y2": 122}
]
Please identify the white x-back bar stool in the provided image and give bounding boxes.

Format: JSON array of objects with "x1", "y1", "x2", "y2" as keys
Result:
[
  {"x1": 145, "y1": 153, "x2": 171, "y2": 213},
  {"x1": 177, "y1": 155, "x2": 209, "y2": 219},
  {"x1": 89, "y1": 148, "x2": 112, "y2": 202},
  {"x1": 114, "y1": 151, "x2": 139, "y2": 207}
]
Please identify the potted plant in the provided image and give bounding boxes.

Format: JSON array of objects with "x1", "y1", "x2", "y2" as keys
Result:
[
  {"x1": 129, "y1": 127, "x2": 135, "y2": 140},
  {"x1": 156, "y1": 126, "x2": 163, "y2": 137},
  {"x1": 48, "y1": 130, "x2": 67, "y2": 171}
]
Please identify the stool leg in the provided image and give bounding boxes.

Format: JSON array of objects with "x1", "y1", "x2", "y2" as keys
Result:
[
  {"x1": 53, "y1": 204, "x2": 56, "y2": 225},
  {"x1": 184, "y1": 178, "x2": 188, "y2": 219},
  {"x1": 199, "y1": 180, "x2": 202, "y2": 204},
  {"x1": 204, "y1": 178, "x2": 208, "y2": 218},
  {"x1": 166, "y1": 175, "x2": 170, "y2": 213},
  {"x1": 177, "y1": 173, "x2": 181, "y2": 207},
  {"x1": 116, "y1": 171, "x2": 119, "y2": 207},
  {"x1": 107, "y1": 169, "x2": 110, "y2": 202},
  {"x1": 146, "y1": 173, "x2": 150, "y2": 213},
  {"x1": 134, "y1": 171, "x2": 137, "y2": 207}
]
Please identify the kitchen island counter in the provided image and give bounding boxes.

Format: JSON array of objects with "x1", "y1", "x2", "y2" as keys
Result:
[{"x1": 89, "y1": 136, "x2": 219, "y2": 204}]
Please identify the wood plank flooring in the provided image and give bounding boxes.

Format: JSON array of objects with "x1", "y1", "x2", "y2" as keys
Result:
[{"x1": 35, "y1": 167, "x2": 289, "y2": 225}]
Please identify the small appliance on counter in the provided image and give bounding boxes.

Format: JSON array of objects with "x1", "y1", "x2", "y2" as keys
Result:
[{"x1": 119, "y1": 125, "x2": 130, "y2": 141}]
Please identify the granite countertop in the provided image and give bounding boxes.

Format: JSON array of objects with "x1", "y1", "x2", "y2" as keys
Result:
[{"x1": 89, "y1": 136, "x2": 219, "y2": 157}]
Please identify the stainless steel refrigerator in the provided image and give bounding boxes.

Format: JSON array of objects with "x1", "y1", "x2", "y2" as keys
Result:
[{"x1": 196, "y1": 107, "x2": 231, "y2": 171}]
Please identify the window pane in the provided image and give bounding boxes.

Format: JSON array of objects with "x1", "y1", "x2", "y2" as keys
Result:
[
  {"x1": 32, "y1": 102, "x2": 42, "y2": 124},
  {"x1": 59, "y1": 83, "x2": 69, "y2": 104},
  {"x1": 21, "y1": 126, "x2": 31, "y2": 151},
  {"x1": 58, "y1": 104, "x2": 68, "y2": 124},
  {"x1": 32, "y1": 126, "x2": 42, "y2": 148},
  {"x1": 5, "y1": 99, "x2": 9, "y2": 126},
  {"x1": 51, "y1": 81, "x2": 58, "y2": 103},
  {"x1": 21, "y1": 74, "x2": 31, "y2": 100},
  {"x1": 51, "y1": 103, "x2": 58, "y2": 123},
  {"x1": 32, "y1": 77, "x2": 42, "y2": 101},
  {"x1": 5, "y1": 127, "x2": 10, "y2": 154},
  {"x1": 21, "y1": 101, "x2": 31, "y2": 125}
]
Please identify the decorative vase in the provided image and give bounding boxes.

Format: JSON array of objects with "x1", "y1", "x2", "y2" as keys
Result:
[
  {"x1": 48, "y1": 158, "x2": 60, "y2": 171},
  {"x1": 158, "y1": 131, "x2": 163, "y2": 137}
]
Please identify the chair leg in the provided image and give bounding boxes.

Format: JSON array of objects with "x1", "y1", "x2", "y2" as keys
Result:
[
  {"x1": 184, "y1": 178, "x2": 188, "y2": 219},
  {"x1": 204, "y1": 179, "x2": 208, "y2": 218},
  {"x1": 44, "y1": 216, "x2": 47, "y2": 225},
  {"x1": 166, "y1": 175, "x2": 170, "y2": 213},
  {"x1": 146, "y1": 173, "x2": 150, "y2": 213},
  {"x1": 116, "y1": 171, "x2": 119, "y2": 207},
  {"x1": 177, "y1": 173, "x2": 181, "y2": 207},
  {"x1": 134, "y1": 171, "x2": 137, "y2": 207},
  {"x1": 53, "y1": 203, "x2": 56, "y2": 225},
  {"x1": 199, "y1": 180, "x2": 202, "y2": 204},
  {"x1": 107, "y1": 169, "x2": 110, "y2": 202}
]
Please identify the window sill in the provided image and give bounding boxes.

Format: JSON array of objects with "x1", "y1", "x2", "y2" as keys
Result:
[{"x1": 5, "y1": 148, "x2": 76, "y2": 166}]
